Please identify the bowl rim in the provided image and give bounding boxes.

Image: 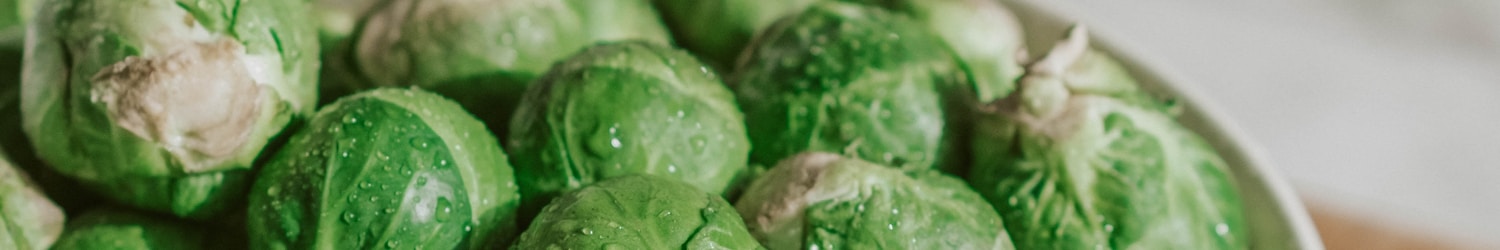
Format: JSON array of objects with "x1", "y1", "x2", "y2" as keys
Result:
[{"x1": 997, "y1": 1, "x2": 1325, "y2": 249}]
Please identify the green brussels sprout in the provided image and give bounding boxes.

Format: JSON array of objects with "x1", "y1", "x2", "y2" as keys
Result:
[
  {"x1": 508, "y1": 42, "x2": 752, "y2": 219},
  {"x1": 857, "y1": 0, "x2": 1028, "y2": 102},
  {"x1": 656, "y1": 0, "x2": 1025, "y2": 86},
  {"x1": 515, "y1": 175, "x2": 763, "y2": 249},
  {"x1": 248, "y1": 88, "x2": 520, "y2": 250},
  {"x1": 50, "y1": 208, "x2": 209, "y2": 250},
  {"x1": 731, "y1": 2, "x2": 968, "y2": 172},
  {"x1": 349, "y1": 0, "x2": 673, "y2": 136},
  {"x1": 20, "y1": 0, "x2": 319, "y2": 218},
  {"x1": 652, "y1": 0, "x2": 825, "y2": 69},
  {"x1": 736, "y1": 153, "x2": 1012, "y2": 249},
  {"x1": 0, "y1": 150, "x2": 65, "y2": 250},
  {"x1": 1, "y1": 47, "x2": 25, "y2": 166},
  {"x1": 967, "y1": 27, "x2": 1247, "y2": 250}
]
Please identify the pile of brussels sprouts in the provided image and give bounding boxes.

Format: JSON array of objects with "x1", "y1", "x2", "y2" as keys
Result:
[{"x1": 0, "y1": 0, "x2": 1248, "y2": 249}]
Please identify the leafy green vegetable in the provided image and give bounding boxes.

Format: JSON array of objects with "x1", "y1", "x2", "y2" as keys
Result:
[
  {"x1": 0, "y1": 148, "x2": 64, "y2": 250},
  {"x1": 856, "y1": 0, "x2": 1028, "y2": 102},
  {"x1": 652, "y1": 0, "x2": 824, "y2": 69},
  {"x1": 20, "y1": 0, "x2": 319, "y2": 218},
  {"x1": 508, "y1": 42, "x2": 752, "y2": 221},
  {"x1": 731, "y1": 2, "x2": 969, "y2": 172},
  {"x1": 850, "y1": 0, "x2": 1032, "y2": 176},
  {"x1": 248, "y1": 88, "x2": 520, "y2": 250},
  {"x1": 50, "y1": 208, "x2": 208, "y2": 250},
  {"x1": 736, "y1": 152, "x2": 1012, "y2": 249},
  {"x1": 349, "y1": 0, "x2": 673, "y2": 136},
  {"x1": 967, "y1": 27, "x2": 1247, "y2": 250},
  {"x1": 515, "y1": 175, "x2": 763, "y2": 249}
]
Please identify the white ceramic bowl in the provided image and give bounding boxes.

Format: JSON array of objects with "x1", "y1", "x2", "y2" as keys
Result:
[{"x1": 998, "y1": 1, "x2": 1324, "y2": 249}]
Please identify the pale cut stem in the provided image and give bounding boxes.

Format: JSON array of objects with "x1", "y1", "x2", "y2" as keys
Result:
[
  {"x1": 1029, "y1": 25, "x2": 1090, "y2": 76},
  {"x1": 1017, "y1": 24, "x2": 1090, "y2": 120}
]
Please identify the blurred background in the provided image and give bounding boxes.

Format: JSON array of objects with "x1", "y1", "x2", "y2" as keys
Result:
[{"x1": 1037, "y1": 0, "x2": 1500, "y2": 249}]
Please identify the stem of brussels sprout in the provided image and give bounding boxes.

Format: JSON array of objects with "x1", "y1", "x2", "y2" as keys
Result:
[
  {"x1": 89, "y1": 39, "x2": 265, "y2": 168},
  {"x1": 1030, "y1": 25, "x2": 1089, "y2": 76},
  {"x1": 1017, "y1": 25, "x2": 1089, "y2": 120},
  {"x1": 739, "y1": 152, "x2": 842, "y2": 249}
]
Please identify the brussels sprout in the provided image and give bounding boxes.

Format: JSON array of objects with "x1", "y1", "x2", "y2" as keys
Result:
[
  {"x1": 515, "y1": 175, "x2": 763, "y2": 249},
  {"x1": 967, "y1": 27, "x2": 1247, "y2": 249},
  {"x1": 50, "y1": 208, "x2": 209, "y2": 250},
  {"x1": 857, "y1": 0, "x2": 1028, "y2": 102},
  {"x1": 508, "y1": 42, "x2": 751, "y2": 220},
  {"x1": 731, "y1": 2, "x2": 968, "y2": 172},
  {"x1": 652, "y1": 0, "x2": 824, "y2": 69},
  {"x1": 853, "y1": 0, "x2": 1031, "y2": 176},
  {"x1": 735, "y1": 153, "x2": 1012, "y2": 249},
  {"x1": 248, "y1": 88, "x2": 520, "y2": 250},
  {"x1": 20, "y1": 0, "x2": 319, "y2": 217},
  {"x1": 0, "y1": 149, "x2": 65, "y2": 250},
  {"x1": 350, "y1": 0, "x2": 672, "y2": 136}
]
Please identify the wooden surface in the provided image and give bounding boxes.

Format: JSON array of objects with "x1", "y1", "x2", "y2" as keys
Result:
[{"x1": 1310, "y1": 202, "x2": 1492, "y2": 250}]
